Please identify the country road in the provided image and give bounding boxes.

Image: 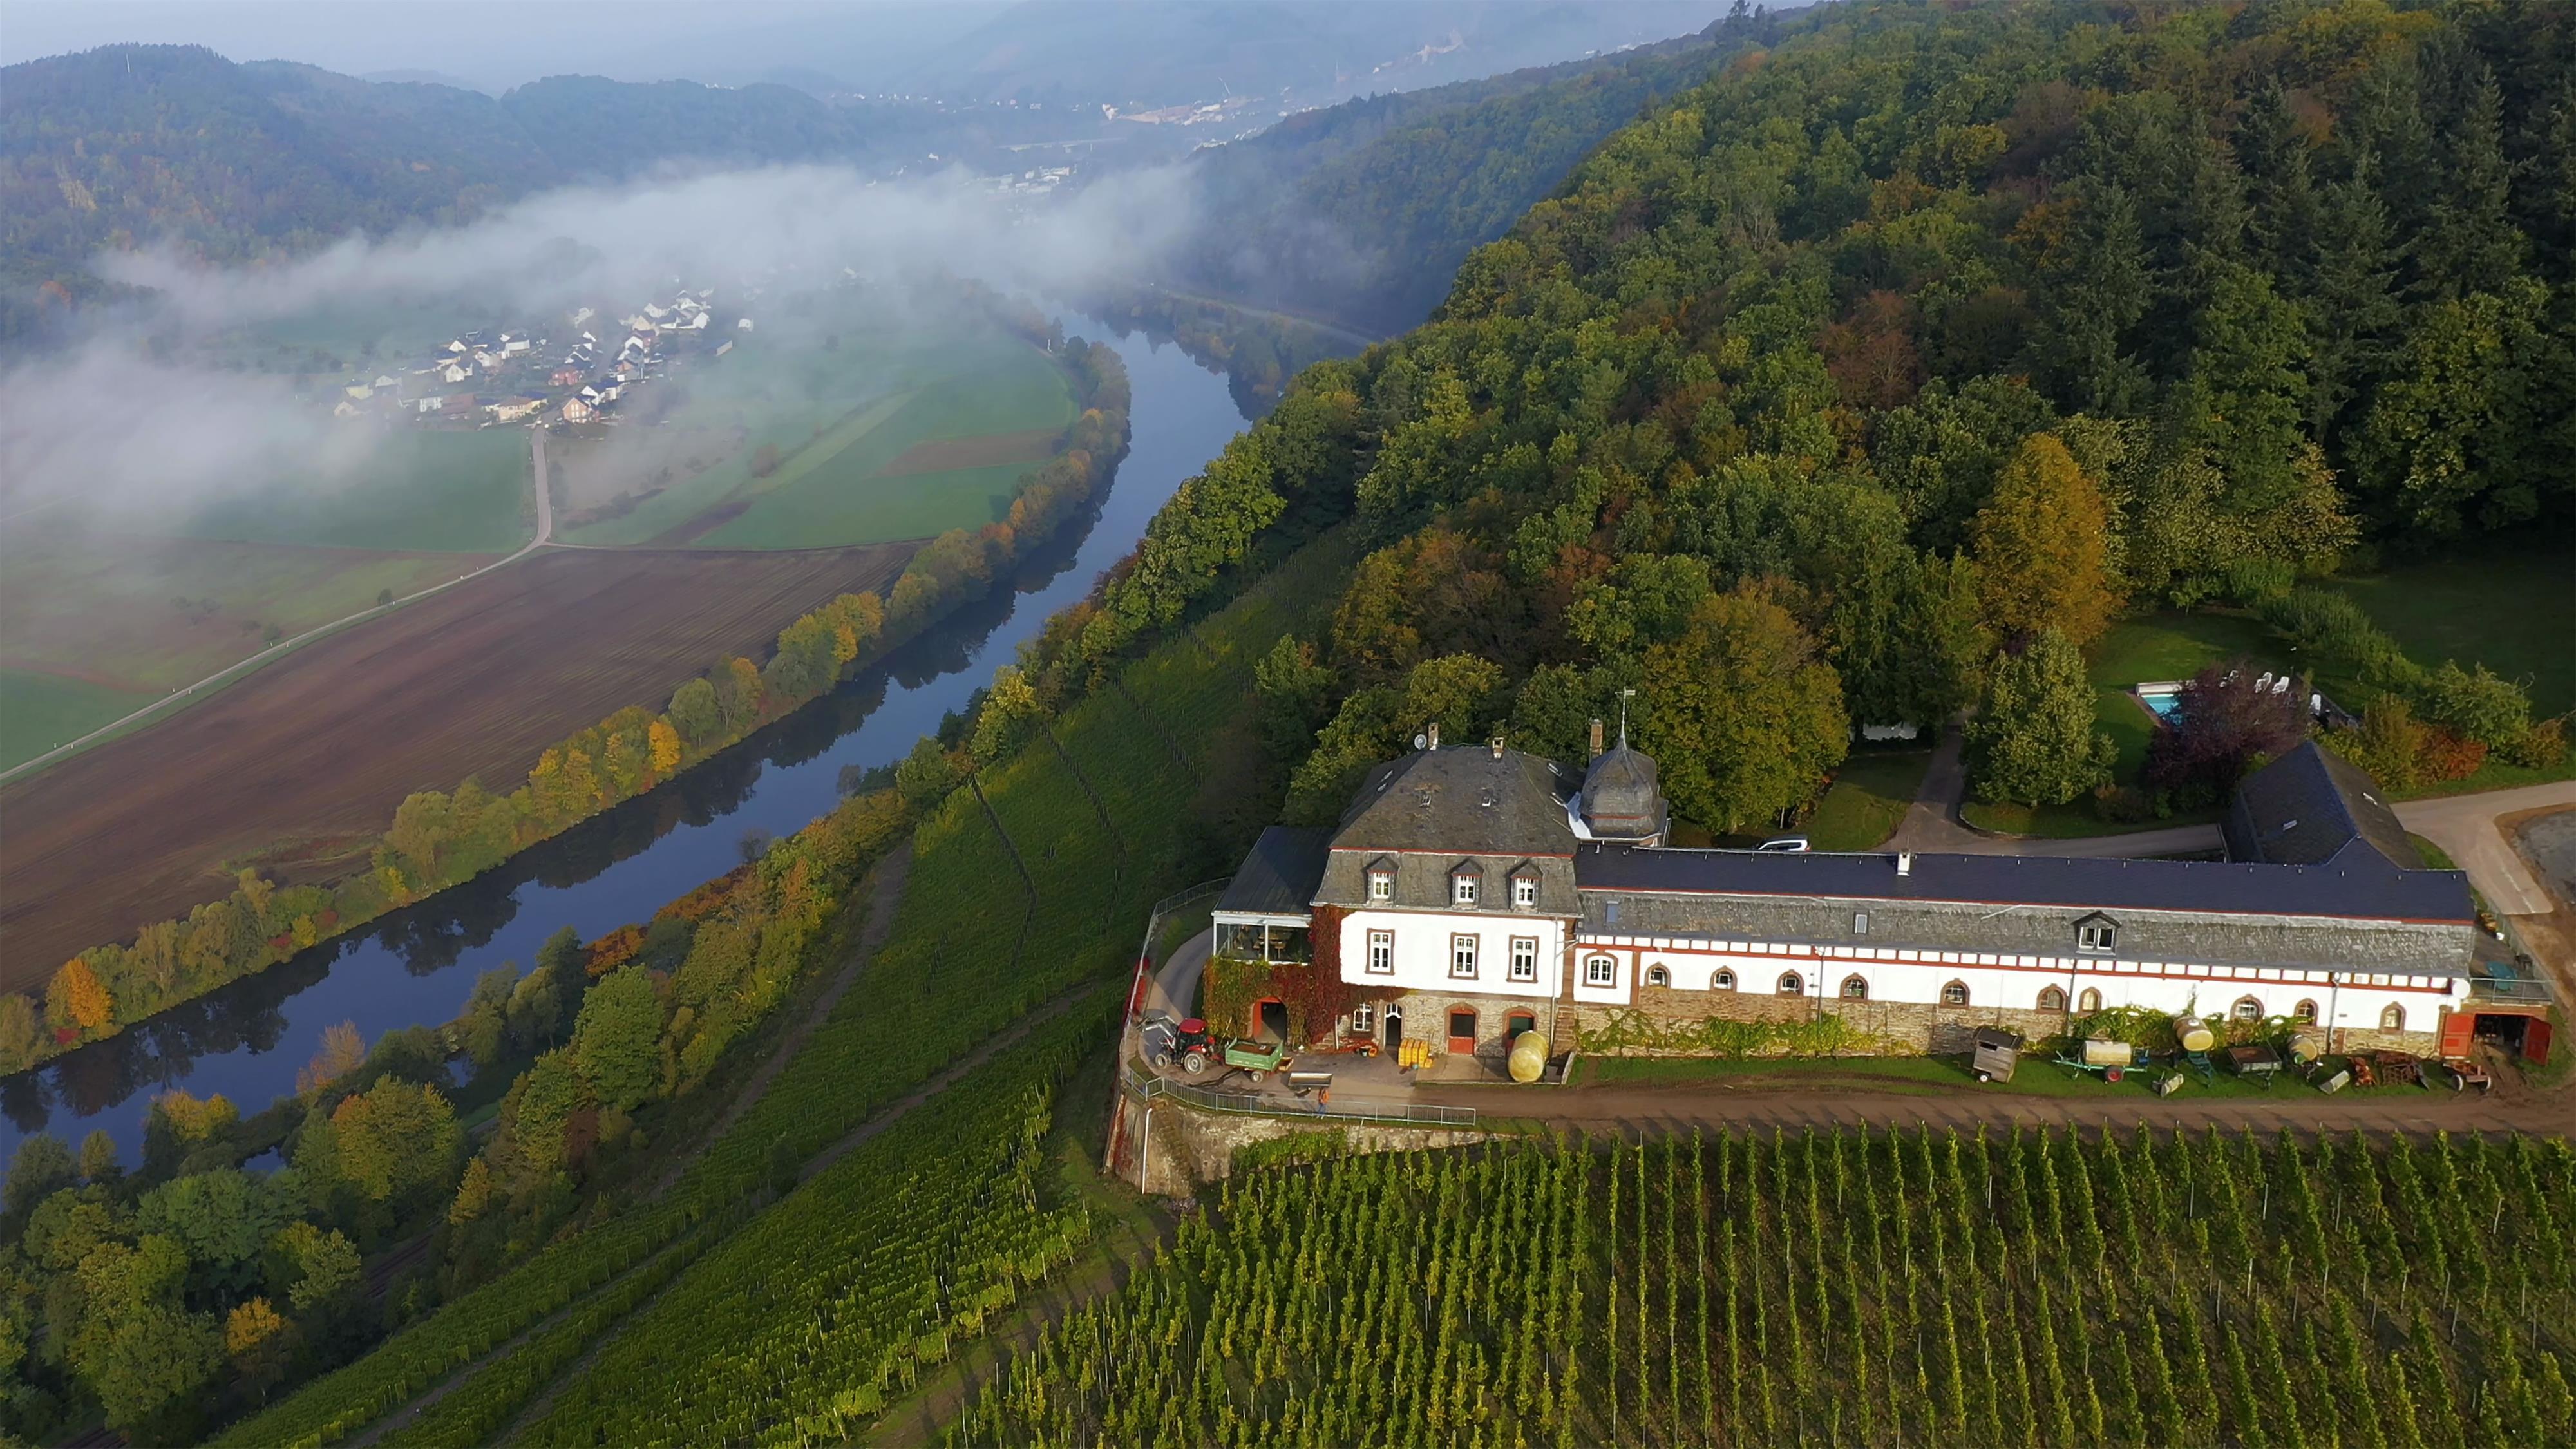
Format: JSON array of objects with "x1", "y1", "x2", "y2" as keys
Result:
[
  {"x1": 2395, "y1": 779, "x2": 2576, "y2": 916},
  {"x1": 0, "y1": 426, "x2": 556, "y2": 786}
]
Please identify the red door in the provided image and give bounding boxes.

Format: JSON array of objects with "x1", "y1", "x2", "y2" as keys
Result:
[
  {"x1": 2439, "y1": 1009, "x2": 2475, "y2": 1057},
  {"x1": 1447, "y1": 1009, "x2": 1477, "y2": 1054},
  {"x1": 2523, "y1": 1018, "x2": 2553, "y2": 1066}
]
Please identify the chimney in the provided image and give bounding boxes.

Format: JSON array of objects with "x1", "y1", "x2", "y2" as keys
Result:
[
  {"x1": 1490, "y1": 736, "x2": 1504, "y2": 759},
  {"x1": 1897, "y1": 851, "x2": 1913, "y2": 876},
  {"x1": 1589, "y1": 719, "x2": 1604, "y2": 759},
  {"x1": 1427, "y1": 722, "x2": 1440, "y2": 751}
]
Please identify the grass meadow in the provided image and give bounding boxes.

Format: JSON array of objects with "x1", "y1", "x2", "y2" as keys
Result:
[
  {"x1": 2334, "y1": 541, "x2": 2576, "y2": 715},
  {"x1": 182, "y1": 430, "x2": 535, "y2": 553},
  {"x1": 0, "y1": 669, "x2": 160, "y2": 772},
  {"x1": 1804, "y1": 748, "x2": 1929, "y2": 851},
  {"x1": 558, "y1": 328, "x2": 1074, "y2": 549}
]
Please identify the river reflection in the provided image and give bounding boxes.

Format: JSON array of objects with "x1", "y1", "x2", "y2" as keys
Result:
[{"x1": 2, "y1": 316, "x2": 1271, "y2": 1160}]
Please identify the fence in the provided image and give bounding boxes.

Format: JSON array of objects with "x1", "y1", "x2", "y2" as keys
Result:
[
  {"x1": 1122, "y1": 876, "x2": 1231, "y2": 1021},
  {"x1": 1121, "y1": 1065, "x2": 1479, "y2": 1130}
]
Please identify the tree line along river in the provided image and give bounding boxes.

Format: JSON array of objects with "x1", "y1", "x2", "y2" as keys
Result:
[{"x1": 0, "y1": 314, "x2": 1261, "y2": 1162}]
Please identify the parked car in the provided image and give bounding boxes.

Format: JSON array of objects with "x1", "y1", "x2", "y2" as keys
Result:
[{"x1": 1756, "y1": 836, "x2": 1811, "y2": 853}]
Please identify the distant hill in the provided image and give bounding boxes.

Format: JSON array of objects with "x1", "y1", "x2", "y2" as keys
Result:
[
  {"x1": 0, "y1": 44, "x2": 956, "y2": 342},
  {"x1": 1162, "y1": 8, "x2": 1799, "y2": 334}
]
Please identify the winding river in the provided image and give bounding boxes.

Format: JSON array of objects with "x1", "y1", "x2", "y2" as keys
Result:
[{"x1": 1, "y1": 314, "x2": 1263, "y2": 1162}]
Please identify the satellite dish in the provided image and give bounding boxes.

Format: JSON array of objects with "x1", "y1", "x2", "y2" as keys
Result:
[{"x1": 1413, "y1": 733, "x2": 1428, "y2": 750}]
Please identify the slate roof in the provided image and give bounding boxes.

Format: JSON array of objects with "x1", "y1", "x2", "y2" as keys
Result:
[
  {"x1": 1574, "y1": 844, "x2": 2474, "y2": 925},
  {"x1": 1580, "y1": 741, "x2": 1667, "y2": 840},
  {"x1": 1217, "y1": 826, "x2": 1332, "y2": 916},
  {"x1": 2224, "y1": 740, "x2": 2417, "y2": 868},
  {"x1": 1331, "y1": 746, "x2": 1581, "y2": 858}
]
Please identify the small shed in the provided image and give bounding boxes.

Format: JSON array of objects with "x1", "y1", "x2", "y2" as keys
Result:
[{"x1": 1972, "y1": 1028, "x2": 2023, "y2": 1083}]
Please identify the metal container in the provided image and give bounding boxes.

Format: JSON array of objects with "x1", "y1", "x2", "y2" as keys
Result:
[{"x1": 1508, "y1": 1030, "x2": 1549, "y2": 1083}]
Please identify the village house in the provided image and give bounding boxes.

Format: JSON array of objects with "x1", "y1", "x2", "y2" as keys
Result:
[{"x1": 1213, "y1": 732, "x2": 2534, "y2": 1067}]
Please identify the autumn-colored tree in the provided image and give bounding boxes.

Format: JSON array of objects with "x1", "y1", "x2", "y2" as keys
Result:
[
  {"x1": 0, "y1": 991, "x2": 40, "y2": 1069},
  {"x1": 47, "y1": 956, "x2": 113, "y2": 1037},
  {"x1": 298, "y1": 1077, "x2": 462, "y2": 1209},
  {"x1": 1638, "y1": 589, "x2": 1851, "y2": 834},
  {"x1": 296, "y1": 1020, "x2": 365, "y2": 1097},
  {"x1": 448, "y1": 1155, "x2": 495, "y2": 1226},
  {"x1": 148, "y1": 1090, "x2": 240, "y2": 1147},
  {"x1": 648, "y1": 718, "x2": 682, "y2": 773},
  {"x1": 225, "y1": 1296, "x2": 296, "y2": 1401},
  {"x1": 1971, "y1": 433, "x2": 2119, "y2": 647},
  {"x1": 968, "y1": 665, "x2": 1042, "y2": 764}
]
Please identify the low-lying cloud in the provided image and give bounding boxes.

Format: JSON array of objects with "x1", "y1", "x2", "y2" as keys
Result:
[{"x1": 1, "y1": 160, "x2": 1202, "y2": 525}]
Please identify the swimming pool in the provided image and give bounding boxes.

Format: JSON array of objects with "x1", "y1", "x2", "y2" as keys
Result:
[{"x1": 2136, "y1": 685, "x2": 2184, "y2": 720}]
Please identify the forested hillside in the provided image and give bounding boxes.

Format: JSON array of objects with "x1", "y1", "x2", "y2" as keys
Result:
[
  {"x1": 1167, "y1": 10, "x2": 1801, "y2": 334},
  {"x1": 1028, "y1": 0, "x2": 2573, "y2": 840},
  {"x1": 0, "y1": 46, "x2": 945, "y2": 338}
]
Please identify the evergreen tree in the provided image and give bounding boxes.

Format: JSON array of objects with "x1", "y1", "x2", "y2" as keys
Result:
[
  {"x1": 1967, "y1": 630, "x2": 2116, "y2": 806},
  {"x1": 2306, "y1": 156, "x2": 2406, "y2": 442}
]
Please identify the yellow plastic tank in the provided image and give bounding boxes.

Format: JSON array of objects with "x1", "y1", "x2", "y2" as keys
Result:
[
  {"x1": 2174, "y1": 1015, "x2": 2216, "y2": 1054},
  {"x1": 1508, "y1": 1030, "x2": 1549, "y2": 1083}
]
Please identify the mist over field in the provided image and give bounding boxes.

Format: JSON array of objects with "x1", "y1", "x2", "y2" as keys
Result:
[{"x1": 0, "y1": 160, "x2": 1203, "y2": 523}]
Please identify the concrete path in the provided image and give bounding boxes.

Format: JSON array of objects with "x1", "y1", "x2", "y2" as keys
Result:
[
  {"x1": 2396, "y1": 781, "x2": 2576, "y2": 916},
  {"x1": 1884, "y1": 721, "x2": 2224, "y2": 858},
  {"x1": 1145, "y1": 928, "x2": 1212, "y2": 1021}
]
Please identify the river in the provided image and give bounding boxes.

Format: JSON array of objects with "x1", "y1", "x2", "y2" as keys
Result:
[{"x1": 0, "y1": 314, "x2": 1260, "y2": 1162}]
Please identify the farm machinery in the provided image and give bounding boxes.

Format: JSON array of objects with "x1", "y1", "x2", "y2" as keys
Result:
[{"x1": 1148, "y1": 1018, "x2": 1293, "y2": 1083}]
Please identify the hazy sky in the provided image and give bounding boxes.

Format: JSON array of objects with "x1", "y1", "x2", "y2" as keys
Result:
[{"x1": 0, "y1": 1, "x2": 1007, "y2": 91}]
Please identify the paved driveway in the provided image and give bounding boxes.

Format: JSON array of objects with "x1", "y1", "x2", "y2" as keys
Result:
[{"x1": 2396, "y1": 781, "x2": 2576, "y2": 916}]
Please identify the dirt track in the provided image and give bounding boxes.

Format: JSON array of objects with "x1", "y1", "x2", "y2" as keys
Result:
[{"x1": 0, "y1": 544, "x2": 911, "y2": 988}]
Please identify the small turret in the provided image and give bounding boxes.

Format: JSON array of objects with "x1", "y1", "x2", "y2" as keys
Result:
[{"x1": 1579, "y1": 715, "x2": 1667, "y2": 845}]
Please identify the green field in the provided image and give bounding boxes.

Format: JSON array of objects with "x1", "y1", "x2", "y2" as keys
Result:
[
  {"x1": 2336, "y1": 542, "x2": 2576, "y2": 715},
  {"x1": 0, "y1": 668, "x2": 161, "y2": 771},
  {"x1": 1, "y1": 531, "x2": 485, "y2": 694},
  {"x1": 558, "y1": 329, "x2": 1074, "y2": 549},
  {"x1": 181, "y1": 430, "x2": 533, "y2": 553},
  {"x1": 1804, "y1": 748, "x2": 1929, "y2": 851}
]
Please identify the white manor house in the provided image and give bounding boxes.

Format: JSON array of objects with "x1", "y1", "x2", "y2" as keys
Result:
[{"x1": 1211, "y1": 728, "x2": 2543, "y2": 1066}]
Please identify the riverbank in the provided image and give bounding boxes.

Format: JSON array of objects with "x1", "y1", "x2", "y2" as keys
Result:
[{"x1": 0, "y1": 317, "x2": 1272, "y2": 1157}]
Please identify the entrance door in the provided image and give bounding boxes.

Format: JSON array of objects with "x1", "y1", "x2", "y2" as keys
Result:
[
  {"x1": 1382, "y1": 1009, "x2": 1403, "y2": 1054},
  {"x1": 1506, "y1": 1010, "x2": 1537, "y2": 1041},
  {"x1": 1447, "y1": 1009, "x2": 1478, "y2": 1054},
  {"x1": 2439, "y1": 1009, "x2": 2475, "y2": 1057}
]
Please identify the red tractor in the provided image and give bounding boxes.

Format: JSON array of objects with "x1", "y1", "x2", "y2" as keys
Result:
[{"x1": 1152, "y1": 1018, "x2": 1214, "y2": 1076}]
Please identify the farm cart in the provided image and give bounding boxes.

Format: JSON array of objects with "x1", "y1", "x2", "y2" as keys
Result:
[
  {"x1": 2054, "y1": 1038, "x2": 2147, "y2": 1083},
  {"x1": 2224, "y1": 1043, "x2": 2284, "y2": 1086},
  {"x1": 1971, "y1": 1028, "x2": 2023, "y2": 1083},
  {"x1": 1146, "y1": 1019, "x2": 1293, "y2": 1083},
  {"x1": 2441, "y1": 1057, "x2": 2492, "y2": 1093}
]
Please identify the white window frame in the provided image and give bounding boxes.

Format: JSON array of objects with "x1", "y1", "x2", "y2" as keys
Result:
[
  {"x1": 1367, "y1": 869, "x2": 1393, "y2": 902},
  {"x1": 1646, "y1": 964, "x2": 1671, "y2": 987},
  {"x1": 1712, "y1": 968, "x2": 1736, "y2": 991},
  {"x1": 1842, "y1": 974, "x2": 1869, "y2": 1000},
  {"x1": 1509, "y1": 936, "x2": 1539, "y2": 983},
  {"x1": 1351, "y1": 1002, "x2": 1376, "y2": 1034},
  {"x1": 1511, "y1": 875, "x2": 1538, "y2": 909},
  {"x1": 1853, "y1": 911, "x2": 1870, "y2": 935},
  {"x1": 2077, "y1": 921, "x2": 2117, "y2": 953},
  {"x1": 1777, "y1": 972, "x2": 1804, "y2": 996},
  {"x1": 1584, "y1": 955, "x2": 1616, "y2": 987},
  {"x1": 1453, "y1": 873, "x2": 1479, "y2": 905},
  {"x1": 1450, "y1": 934, "x2": 1479, "y2": 978},
  {"x1": 2233, "y1": 996, "x2": 2265, "y2": 1021},
  {"x1": 1366, "y1": 930, "x2": 1394, "y2": 974}
]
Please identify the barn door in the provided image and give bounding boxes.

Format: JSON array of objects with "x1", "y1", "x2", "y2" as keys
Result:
[
  {"x1": 2439, "y1": 1009, "x2": 2475, "y2": 1057},
  {"x1": 1447, "y1": 1009, "x2": 1477, "y2": 1054}
]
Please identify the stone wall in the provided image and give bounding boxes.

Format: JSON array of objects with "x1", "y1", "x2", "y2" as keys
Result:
[{"x1": 1108, "y1": 1092, "x2": 1484, "y2": 1195}]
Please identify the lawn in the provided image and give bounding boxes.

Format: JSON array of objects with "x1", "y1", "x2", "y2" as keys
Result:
[
  {"x1": 2085, "y1": 611, "x2": 2280, "y2": 776},
  {"x1": 181, "y1": 430, "x2": 534, "y2": 553},
  {"x1": 1804, "y1": 748, "x2": 1929, "y2": 851},
  {"x1": 1961, "y1": 799, "x2": 2225, "y2": 838},
  {"x1": 0, "y1": 669, "x2": 160, "y2": 772},
  {"x1": 2335, "y1": 541, "x2": 2576, "y2": 715}
]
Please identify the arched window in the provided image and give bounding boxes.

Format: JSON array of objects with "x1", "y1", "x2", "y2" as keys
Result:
[
  {"x1": 2293, "y1": 999, "x2": 2318, "y2": 1025},
  {"x1": 2037, "y1": 985, "x2": 2067, "y2": 1013},
  {"x1": 1841, "y1": 974, "x2": 1870, "y2": 1000},
  {"x1": 1645, "y1": 964, "x2": 1671, "y2": 987},
  {"x1": 1940, "y1": 980, "x2": 1971, "y2": 1007},
  {"x1": 1712, "y1": 969, "x2": 1737, "y2": 991},
  {"x1": 2380, "y1": 1003, "x2": 2405, "y2": 1032},
  {"x1": 1777, "y1": 972, "x2": 1804, "y2": 996},
  {"x1": 2231, "y1": 996, "x2": 2265, "y2": 1022},
  {"x1": 2077, "y1": 987, "x2": 2102, "y2": 1014}
]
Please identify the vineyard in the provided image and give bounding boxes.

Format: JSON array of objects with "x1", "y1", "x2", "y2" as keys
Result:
[
  {"x1": 952, "y1": 1128, "x2": 2576, "y2": 1449},
  {"x1": 208, "y1": 529, "x2": 1354, "y2": 1448}
]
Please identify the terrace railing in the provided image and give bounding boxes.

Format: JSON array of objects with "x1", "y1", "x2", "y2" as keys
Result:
[{"x1": 1121, "y1": 1065, "x2": 1479, "y2": 1130}]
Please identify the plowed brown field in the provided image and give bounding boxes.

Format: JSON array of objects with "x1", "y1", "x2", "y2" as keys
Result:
[{"x1": 0, "y1": 544, "x2": 911, "y2": 988}]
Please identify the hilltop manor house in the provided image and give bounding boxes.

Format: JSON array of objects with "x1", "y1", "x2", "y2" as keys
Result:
[{"x1": 1213, "y1": 729, "x2": 2533, "y2": 1065}]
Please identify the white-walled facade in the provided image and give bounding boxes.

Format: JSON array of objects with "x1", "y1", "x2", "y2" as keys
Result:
[{"x1": 1336, "y1": 907, "x2": 1567, "y2": 1001}]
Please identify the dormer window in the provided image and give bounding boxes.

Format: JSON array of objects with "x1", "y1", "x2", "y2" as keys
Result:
[
  {"x1": 2076, "y1": 914, "x2": 2117, "y2": 954},
  {"x1": 1368, "y1": 869, "x2": 1394, "y2": 901},
  {"x1": 1511, "y1": 871, "x2": 1539, "y2": 909},
  {"x1": 1452, "y1": 864, "x2": 1481, "y2": 905}
]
